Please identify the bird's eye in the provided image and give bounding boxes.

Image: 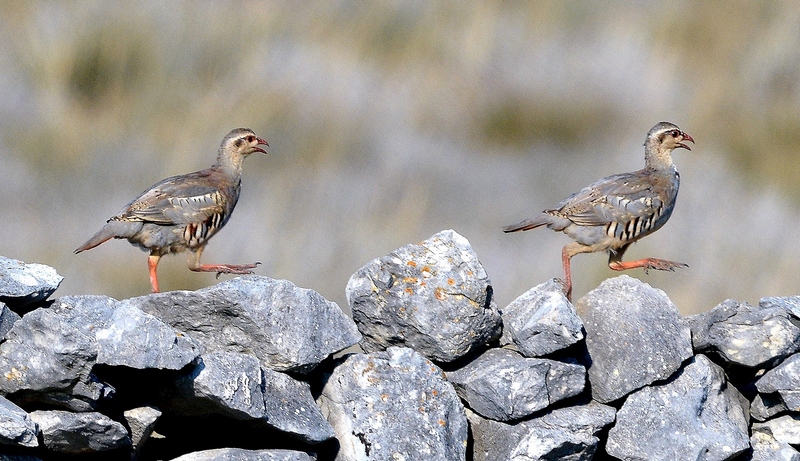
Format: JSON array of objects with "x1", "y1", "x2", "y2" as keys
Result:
[
  {"x1": 247, "y1": 135, "x2": 255, "y2": 143},
  {"x1": 670, "y1": 130, "x2": 680, "y2": 137}
]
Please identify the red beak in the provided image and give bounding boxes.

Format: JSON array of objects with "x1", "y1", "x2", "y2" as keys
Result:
[{"x1": 678, "y1": 132, "x2": 695, "y2": 151}]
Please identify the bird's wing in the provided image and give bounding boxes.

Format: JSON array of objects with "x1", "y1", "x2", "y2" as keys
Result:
[
  {"x1": 118, "y1": 171, "x2": 226, "y2": 225},
  {"x1": 552, "y1": 171, "x2": 662, "y2": 227}
]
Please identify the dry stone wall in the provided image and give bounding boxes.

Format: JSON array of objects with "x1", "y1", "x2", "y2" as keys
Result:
[{"x1": 0, "y1": 229, "x2": 799, "y2": 460}]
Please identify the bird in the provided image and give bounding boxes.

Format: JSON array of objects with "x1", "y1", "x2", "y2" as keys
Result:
[
  {"x1": 75, "y1": 128, "x2": 269, "y2": 293},
  {"x1": 503, "y1": 122, "x2": 694, "y2": 301}
]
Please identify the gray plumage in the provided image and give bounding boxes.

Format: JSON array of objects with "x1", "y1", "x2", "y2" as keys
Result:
[
  {"x1": 75, "y1": 128, "x2": 269, "y2": 292},
  {"x1": 504, "y1": 122, "x2": 694, "y2": 299}
]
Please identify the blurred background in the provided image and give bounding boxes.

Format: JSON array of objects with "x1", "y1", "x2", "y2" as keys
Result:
[{"x1": 1, "y1": 1, "x2": 799, "y2": 315}]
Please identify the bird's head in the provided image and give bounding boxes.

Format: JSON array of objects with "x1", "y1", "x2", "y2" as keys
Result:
[
  {"x1": 647, "y1": 122, "x2": 694, "y2": 152},
  {"x1": 223, "y1": 128, "x2": 269, "y2": 157}
]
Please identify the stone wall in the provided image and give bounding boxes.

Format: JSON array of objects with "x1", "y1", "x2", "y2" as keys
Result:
[{"x1": 0, "y1": 229, "x2": 798, "y2": 460}]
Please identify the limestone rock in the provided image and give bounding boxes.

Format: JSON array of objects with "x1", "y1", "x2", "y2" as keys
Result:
[
  {"x1": 688, "y1": 299, "x2": 800, "y2": 368},
  {"x1": 319, "y1": 347, "x2": 467, "y2": 461},
  {"x1": 0, "y1": 256, "x2": 62, "y2": 308},
  {"x1": 170, "y1": 449, "x2": 316, "y2": 461},
  {"x1": 130, "y1": 275, "x2": 361, "y2": 374},
  {"x1": 468, "y1": 402, "x2": 616, "y2": 461},
  {"x1": 606, "y1": 354, "x2": 750, "y2": 461},
  {"x1": 347, "y1": 229, "x2": 501, "y2": 362},
  {"x1": 0, "y1": 395, "x2": 38, "y2": 448},
  {"x1": 756, "y1": 353, "x2": 800, "y2": 411},
  {"x1": 447, "y1": 348, "x2": 584, "y2": 421},
  {"x1": 576, "y1": 275, "x2": 693, "y2": 403},
  {"x1": 30, "y1": 410, "x2": 130, "y2": 454},
  {"x1": 123, "y1": 405, "x2": 162, "y2": 458},
  {"x1": 500, "y1": 279, "x2": 584, "y2": 357}
]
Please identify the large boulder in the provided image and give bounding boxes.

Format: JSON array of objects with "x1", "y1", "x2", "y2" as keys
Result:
[
  {"x1": 346, "y1": 230, "x2": 501, "y2": 363},
  {"x1": 318, "y1": 347, "x2": 468, "y2": 461},
  {"x1": 576, "y1": 275, "x2": 693, "y2": 403},
  {"x1": 606, "y1": 354, "x2": 750, "y2": 461},
  {"x1": 447, "y1": 348, "x2": 584, "y2": 421},
  {"x1": 129, "y1": 275, "x2": 361, "y2": 374},
  {"x1": 30, "y1": 410, "x2": 130, "y2": 454}
]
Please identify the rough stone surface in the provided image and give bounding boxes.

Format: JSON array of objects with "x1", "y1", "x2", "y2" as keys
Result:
[
  {"x1": 753, "y1": 415, "x2": 800, "y2": 446},
  {"x1": 447, "y1": 348, "x2": 584, "y2": 421},
  {"x1": 0, "y1": 303, "x2": 20, "y2": 340},
  {"x1": 468, "y1": 402, "x2": 616, "y2": 461},
  {"x1": 500, "y1": 279, "x2": 584, "y2": 357},
  {"x1": 688, "y1": 298, "x2": 800, "y2": 367},
  {"x1": 171, "y1": 449, "x2": 316, "y2": 461},
  {"x1": 346, "y1": 229, "x2": 501, "y2": 362},
  {"x1": 606, "y1": 354, "x2": 750, "y2": 461},
  {"x1": 760, "y1": 295, "x2": 800, "y2": 320},
  {"x1": 123, "y1": 405, "x2": 161, "y2": 457},
  {"x1": 165, "y1": 351, "x2": 334, "y2": 444},
  {"x1": 318, "y1": 347, "x2": 468, "y2": 461},
  {"x1": 576, "y1": 275, "x2": 693, "y2": 403},
  {"x1": 750, "y1": 430, "x2": 800, "y2": 461},
  {"x1": 30, "y1": 410, "x2": 130, "y2": 454},
  {"x1": 130, "y1": 275, "x2": 361, "y2": 373},
  {"x1": 171, "y1": 351, "x2": 266, "y2": 420},
  {"x1": 751, "y1": 392, "x2": 788, "y2": 422},
  {"x1": 261, "y1": 367, "x2": 335, "y2": 444},
  {"x1": 0, "y1": 256, "x2": 63, "y2": 308},
  {"x1": 0, "y1": 395, "x2": 38, "y2": 447},
  {"x1": 756, "y1": 353, "x2": 800, "y2": 411}
]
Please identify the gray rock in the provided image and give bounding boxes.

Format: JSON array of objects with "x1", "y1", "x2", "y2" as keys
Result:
[
  {"x1": 0, "y1": 395, "x2": 38, "y2": 447},
  {"x1": 0, "y1": 295, "x2": 199, "y2": 400},
  {"x1": 753, "y1": 414, "x2": 800, "y2": 445},
  {"x1": 170, "y1": 449, "x2": 315, "y2": 461},
  {"x1": 318, "y1": 347, "x2": 467, "y2": 461},
  {"x1": 166, "y1": 351, "x2": 334, "y2": 444},
  {"x1": 468, "y1": 401, "x2": 616, "y2": 461},
  {"x1": 123, "y1": 405, "x2": 162, "y2": 458},
  {"x1": 130, "y1": 275, "x2": 360, "y2": 373},
  {"x1": 576, "y1": 275, "x2": 693, "y2": 403},
  {"x1": 756, "y1": 354, "x2": 800, "y2": 411},
  {"x1": 346, "y1": 229, "x2": 501, "y2": 362},
  {"x1": 606, "y1": 354, "x2": 750, "y2": 461},
  {"x1": 760, "y1": 295, "x2": 800, "y2": 319},
  {"x1": 750, "y1": 430, "x2": 800, "y2": 461},
  {"x1": 752, "y1": 392, "x2": 788, "y2": 422},
  {"x1": 688, "y1": 299, "x2": 800, "y2": 367},
  {"x1": 30, "y1": 410, "x2": 130, "y2": 454},
  {"x1": 447, "y1": 348, "x2": 584, "y2": 421},
  {"x1": 262, "y1": 367, "x2": 335, "y2": 444},
  {"x1": 0, "y1": 256, "x2": 62, "y2": 307},
  {"x1": 500, "y1": 279, "x2": 584, "y2": 357},
  {"x1": 172, "y1": 351, "x2": 266, "y2": 419},
  {"x1": 0, "y1": 300, "x2": 98, "y2": 395},
  {"x1": 0, "y1": 303, "x2": 20, "y2": 340}
]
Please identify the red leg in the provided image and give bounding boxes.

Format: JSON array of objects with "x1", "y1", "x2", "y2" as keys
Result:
[
  {"x1": 187, "y1": 246, "x2": 260, "y2": 278},
  {"x1": 148, "y1": 254, "x2": 161, "y2": 293},
  {"x1": 608, "y1": 258, "x2": 688, "y2": 273},
  {"x1": 561, "y1": 246, "x2": 573, "y2": 301}
]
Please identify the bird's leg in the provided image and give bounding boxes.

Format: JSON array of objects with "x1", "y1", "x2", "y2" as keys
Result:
[
  {"x1": 148, "y1": 254, "x2": 161, "y2": 293},
  {"x1": 561, "y1": 243, "x2": 594, "y2": 302},
  {"x1": 187, "y1": 247, "x2": 260, "y2": 278},
  {"x1": 608, "y1": 247, "x2": 688, "y2": 274}
]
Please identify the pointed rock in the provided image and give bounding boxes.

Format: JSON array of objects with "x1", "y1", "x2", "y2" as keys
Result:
[{"x1": 0, "y1": 256, "x2": 62, "y2": 309}]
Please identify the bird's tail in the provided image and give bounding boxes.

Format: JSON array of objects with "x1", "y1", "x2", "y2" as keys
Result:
[
  {"x1": 502, "y1": 214, "x2": 550, "y2": 233},
  {"x1": 74, "y1": 221, "x2": 141, "y2": 253}
]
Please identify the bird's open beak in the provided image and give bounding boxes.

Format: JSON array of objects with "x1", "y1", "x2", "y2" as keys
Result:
[
  {"x1": 677, "y1": 133, "x2": 695, "y2": 151},
  {"x1": 255, "y1": 137, "x2": 269, "y2": 154}
]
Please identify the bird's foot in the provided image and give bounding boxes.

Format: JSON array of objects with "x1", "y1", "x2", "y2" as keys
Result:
[
  {"x1": 190, "y1": 262, "x2": 261, "y2": 278},
  {"x1": 609, "y1": 258, "x2": 688, "y2": 274}
]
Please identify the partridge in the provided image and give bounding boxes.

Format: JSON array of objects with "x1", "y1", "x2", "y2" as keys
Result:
[
  {"x1": 75, "y1": 128, "x2": 269, "y2": 293},
  {"x1": 504, "y1": 122, "x2": 694, "y2": 300}
]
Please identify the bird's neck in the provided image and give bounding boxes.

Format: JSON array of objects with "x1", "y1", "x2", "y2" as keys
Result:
[
  {"x1": 213, "y1": 153, "x2": 246, "y2": 179},
  {"x1": 644, "y1": 148, "x2": 675, "y2": 172}
]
